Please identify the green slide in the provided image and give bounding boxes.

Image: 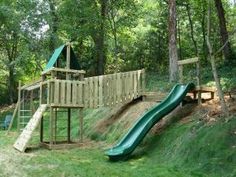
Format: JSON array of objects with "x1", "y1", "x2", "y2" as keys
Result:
[{"x1": 105, "y1": 83, "x2": 195, "y2": 161}]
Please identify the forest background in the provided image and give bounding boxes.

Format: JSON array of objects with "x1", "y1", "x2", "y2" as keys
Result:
[{"x1": 0, "y1": 0, "x2": 235, "y2": 105}]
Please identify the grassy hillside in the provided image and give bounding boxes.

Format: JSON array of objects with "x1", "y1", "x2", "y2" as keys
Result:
[{"x1": 0, "y1": 69, "x2": 236, "y2": 177}]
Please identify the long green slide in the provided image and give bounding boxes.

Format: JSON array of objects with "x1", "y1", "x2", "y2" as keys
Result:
[{"x1": 105, "y1": 83, "x2": 195, "y2": 161}]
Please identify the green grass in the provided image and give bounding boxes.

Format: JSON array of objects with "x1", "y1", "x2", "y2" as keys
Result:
[
  {"x1": 1, "y1": 115, "x2": 235, "y2": 177},
  {"x1": 0, "y1": 66, "x2": 236, "y2": 176}
]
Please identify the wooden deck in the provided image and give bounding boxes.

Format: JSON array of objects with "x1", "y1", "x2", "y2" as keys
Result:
[{"x1": 191, "y1": 86, "x2": 216, "y2": 100}]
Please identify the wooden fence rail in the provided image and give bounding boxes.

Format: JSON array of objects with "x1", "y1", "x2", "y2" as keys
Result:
[
  {"x1": 84, "y1": 69, "x2": 145, "y2": 108},
  {"x1": 40, "y1": 69, "x2": 145, "y2": 108}
]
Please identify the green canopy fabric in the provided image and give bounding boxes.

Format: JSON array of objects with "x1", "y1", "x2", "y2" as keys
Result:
[{"x1": 44, "y1": 44, "x2": 80, "y2": 71}]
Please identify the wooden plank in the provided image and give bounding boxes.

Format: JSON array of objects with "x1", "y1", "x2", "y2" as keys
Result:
[
  {"x1": 13, "y1": 104, "x2": 47, "y2": 152},
  {"x1": 78, "y1": 82, "x2": 83, "y2": 105},
  {"x1": 141, "y1": 69, "x2": 145, "y2": 95},
  {"x1": 123, "y1": 73, "x2": 128, "y2": 101},
  {"x1": 66, "y1": 81, "x2": 72, "y2": 105},
  {"x1": 42, "y1": 67, "x2": 85, "y2": 76},
  {"x1": 103, "y1": 76, "x2": 108, "y2": 106},
  {"x1": 98, "y1": 76, "x2": 104, "y2": 107},
  {"x1": 112, "y1": 74, "x2": 115, "y2": 105},
  {"x1": 72, "y1": 82, "x2": 77, "y2": 106},
  {"x1": 117, "y1": 73, "x2": 121, "y2": 103},
  {"x1": 115, "y1": 73, "x2": 118, "y2": 103},
  {"x1": 88, "y1": 78, "x2": 93, "y2": 108},
  {"x1": 127, "y1": 72, "x2": 131, "y2": 100},
  {"x1": 79, "y1": 108, "x2": 84, "y2": 143},
  {"x1": 109, "y1": 74, "x2": 113, "y2": 106},
  {"x1": 94, "y1": 77, "x2": 98, "y2": 108},
  {"x1": 50, "y1": 107, "x2": 54, "y2": 146},
  {"x1": 113, "y1": 74, "x2": 117, "y2": 105},
  {"x1": 177, "y1": 57, "x2": 199, "y2": 65},
  {"x1": 106, "y1": 75, "x2": 110, "y2": 106},
  {"x1": 54, "y1": 80, "x2": 59, "y2": 105},
  {"x1": 179, "y1": 65, "x2": 183, "y2": 83},
  {"x1": 17, "y1": 81, "x2": 21, "y2": 131},
  {"x1": 66, "y1": 44, "x2": 71, "y2": 69},
  {"x1": 50, "y1": 80, "x2": 55, "y2": 105},
  {"x1": 84, "y1": 79, "x2": 88, "y2": 108},
  {"x1": 61, "y1": 81, "x2": 65, "y2": 105}
]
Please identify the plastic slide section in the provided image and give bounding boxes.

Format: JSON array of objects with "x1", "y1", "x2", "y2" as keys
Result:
[{"x1": 105, "y1": 83, "x2": 195, "y2": 161}]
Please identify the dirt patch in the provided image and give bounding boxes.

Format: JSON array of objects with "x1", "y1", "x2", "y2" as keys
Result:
[
  {"x1": 95, "y1": 100, "x2": 156, "y2": 133},
  {"x1": 151, "y1": 103, "x2": 197, "y2": 134}
]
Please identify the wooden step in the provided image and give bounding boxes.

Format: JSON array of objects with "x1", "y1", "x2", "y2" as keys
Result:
[{"x1": 13, "y1": 104, "x2": 47, "y2": 152}]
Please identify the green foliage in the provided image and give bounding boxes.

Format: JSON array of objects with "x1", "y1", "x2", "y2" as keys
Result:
[{"x1": 0, "y1": 0, "x2": 236, "y2": 105}]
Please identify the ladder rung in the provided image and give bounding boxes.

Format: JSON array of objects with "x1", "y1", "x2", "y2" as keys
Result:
[
  {"x1": 20, "y1": 110, "x2": 32, "y2": 112},
  {"x1": 20, "y1": 116, "x2": 31, "y2": 118}
]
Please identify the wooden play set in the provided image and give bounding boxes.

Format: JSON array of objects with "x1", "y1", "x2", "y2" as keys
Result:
[
  {"x1": 12, "y1": 43, "x2": 145, "y2": 152},
  {"x1": 11, "y1": 43, "x2": 215, "y2": 152}
]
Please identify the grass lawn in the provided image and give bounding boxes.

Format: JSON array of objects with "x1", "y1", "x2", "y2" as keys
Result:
[
  {"x1": 1, "y1": 114, "x2": 236, "y2": 177},
  {"x1": 0, "y1": 68, "x2": 236, "y2": 177}
]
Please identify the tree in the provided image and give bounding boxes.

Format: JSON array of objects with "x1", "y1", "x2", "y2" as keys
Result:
[
  {"x1": 206, "y1": 0, "x2": 229, "y2": 116},
  {"x1": 168, "y1": 0, "x2": 178, "y2": 82},
  {"x1": 214, "y1": 0, "x2": 232, "y2": 62},
  {"x1": 0, "y1": 1, "x2": 23, "y2": 103},
  {"x1": 184, "y1": 3, "x2": 198, "y2": 56},
  {"x1": 48, "y1": 0, "x2": 59, "y2": 52}
]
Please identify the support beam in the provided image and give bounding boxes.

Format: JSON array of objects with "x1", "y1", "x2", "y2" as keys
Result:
[
  {"x1": 6, "y1": 101, "x2": 19, "y2": 134},
  {"x1": 66, "y1": 43, "x2": 71, "y2": 80},
  {"x1": 196, "y1": 61, "x2": 202, "y2": 104},
  {"x1": 179, "y1": 65, "x2": 183, "y2": 84},
  {"x1": 40, "y1": 116, "x2": 44, "y2": 142},
  {"x1": 17, "y1": 81, "x2": 21, "y2": 131},
  {"x1": 67, "y1": 108, "x2": 71, "y2": 143},
  {"x1": 79, "y1": 108, "x2": 83, "y2": 143},
  {"x1": 50, "y1": 107, "x2": 54, "y2": 146}
]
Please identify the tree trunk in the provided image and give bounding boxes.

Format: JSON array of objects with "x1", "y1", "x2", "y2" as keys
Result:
[
  {"x1": 108, "y1": 2, "x2": 118, "y2": 62},
  {"x1": 48, "y1": 0, "x2": 58, "y2": 52},
  {"x1": 8, "y1": 63, "x2": 15, "y2": 103},
  {"x1": 214, "y1": 0, "x2": 232, "y2": 62},
  {"x1": 206, "y1": 0, "x2": 229, "y2": 116},
  {"x1": 177, "y1": 18, "x2": 182, "y2": 60},
  {"x1": 168, "y1": 0, "x2": 178, "y2": 82},
  {"x1": 185, "y1": 4, "x2": 198, "y2": 56},
  {"x1": 96, "y1": 0, "x2": 107, "y2": 75},
  {"x1": 201, "y1": 1, "x2": 208, "y2": 62}
]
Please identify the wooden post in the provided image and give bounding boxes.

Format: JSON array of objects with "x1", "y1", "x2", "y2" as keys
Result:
[
  {"x1": 66, "y1": 43, "x2": 71, "y2": 80},
  {"x1": 141, "y1": 69, "x2": 146, "y2": 95},
  {"x1": 6, "y1": 101, "x2": 19, "y2": 134},
  {"x1": 78, "y1": 72, "x2": 84, "y2": 142},
  {"x1": 67, "y1": 108, "x2": 71, "y2": 143},
  {"x1": 30, "y1": 90, "x2": 35, "y2": 114},
  {"x1": 49, "y1": 107, "x2": 54, "y2": 146},
  {"x1": 179, "y1": 65, "x2": 183, "y2": 84},
  {"x1": 54, "y1": 108, "x2": 57, "y2": 142},
  {"x1": 79, "y1": 108, "x2": 83, "y2": 143},
  {"x1": 39, "y1": 82, "x2": 43, "y2": 105},
  {"x1": 40, "y1": 116, "x2": 44, "y2": 143},
  {"x1": 196, "y1": 61, "x2": 202, "y2": 104},
  {"x1": 17, "y1": 81, "x2": 21, "y2": 131}
]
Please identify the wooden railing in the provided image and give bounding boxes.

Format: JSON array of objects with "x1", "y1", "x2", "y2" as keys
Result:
[
  {"x1": 84, "y1": 69, "x2": 145, "y2": 108},
  {"x1": 40, "y1": 79, "x2": 84, "y2": 107},
  {"x1": 40, "y1": 69, "x2": 145, "y2": 108}
]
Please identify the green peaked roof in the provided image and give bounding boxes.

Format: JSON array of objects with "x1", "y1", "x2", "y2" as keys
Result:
[{"x1": 44, "y1": 44, "x2": 80, "y2": 71}]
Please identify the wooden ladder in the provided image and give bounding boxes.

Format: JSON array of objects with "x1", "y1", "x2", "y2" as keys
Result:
[
  {"x1": 19, "y1": 110, "x2": 32, "y2": 130},
  {"x1": 13, "y1": 104, "x2": 47, "y2": 152}
]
